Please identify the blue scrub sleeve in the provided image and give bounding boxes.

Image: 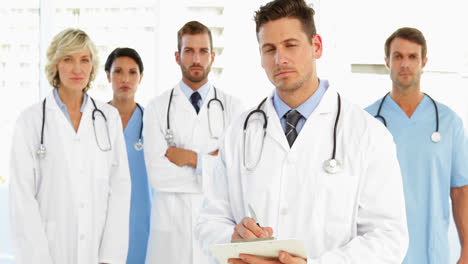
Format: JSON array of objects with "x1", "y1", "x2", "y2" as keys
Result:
[{"x1": 450, "y1": 119, "x2": 468, "y2": 187}]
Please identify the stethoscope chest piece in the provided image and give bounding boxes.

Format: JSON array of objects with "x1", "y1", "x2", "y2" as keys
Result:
[
  {"x1": 37, "y1": 144, "x2": 46, "y2": 159},
  {"x1": 431, "y1": 131, "x2": 441, "y2": 143},
  {"x1": 323, "y1": 158, "x2": 341, "y2": 174},
  {"x1": 165, "y1": 129, "x2": 176, "y2": 147},
  {"x1": 134, "y1": 139, "x2": 143, "y2": 151}
]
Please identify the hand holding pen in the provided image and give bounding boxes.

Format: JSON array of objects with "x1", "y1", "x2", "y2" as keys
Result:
[
  {"x1": 229, "y1": 205, "x2": 306, "y2": 264},
  {"x1": 231, "y1": 204, "x2": 273, "y2": 240}
]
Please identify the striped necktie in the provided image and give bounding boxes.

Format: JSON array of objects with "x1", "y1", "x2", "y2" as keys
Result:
[{"x1": 285, "y1": 110, "x2": 302, "y2": 147}]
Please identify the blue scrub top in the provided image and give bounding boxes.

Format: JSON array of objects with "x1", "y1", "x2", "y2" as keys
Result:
[
  {"x1": 124, "y1": 105, "x2": 152, "y2": 264},
  {"x1": 366, "y1": 95, "x2": 468, "y2": 263}
]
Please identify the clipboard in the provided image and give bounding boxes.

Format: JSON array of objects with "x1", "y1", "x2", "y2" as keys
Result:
[{"x1": 209, "y1": 239, "x2": 307, "y2": 264}]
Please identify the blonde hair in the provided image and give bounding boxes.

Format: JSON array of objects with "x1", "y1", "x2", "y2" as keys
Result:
[{"x1": 45, "y1": 28, "x2": 99, "y2": 91}]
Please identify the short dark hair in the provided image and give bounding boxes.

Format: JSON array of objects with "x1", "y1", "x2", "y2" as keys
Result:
[
  {"x1": 254, "y1": 0, "x2": 316, "y2": 42},
  {"x1": 105, "y1": 47, "x2": 144, "y2": 73},
  {"x1": 177, "y1": 21, "x2": 213, "y2": 53},
  {"x1": 385, "y1": 27, "x2": 427, "y2": 60}
]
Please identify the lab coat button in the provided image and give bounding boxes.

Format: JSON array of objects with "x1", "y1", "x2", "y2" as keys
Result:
[
  {"x1": 79, "y1": 234, "x2": 85, "y2": 240},
  {"x1": 280, "y1": 208, "x2": 288, "y2": 215},
  {"x1": 79, "y1": 203, "x2": 85, "y2": 209}
]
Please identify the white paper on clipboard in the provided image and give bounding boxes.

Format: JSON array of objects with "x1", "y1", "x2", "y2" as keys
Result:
[{"x1": 209, "y1": 239, "x2": 307, "y2": 264}]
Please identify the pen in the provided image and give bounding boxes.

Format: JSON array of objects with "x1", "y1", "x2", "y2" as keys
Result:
[{"x1": 248, "y1": 203, "x2": 261, "y2": 227}]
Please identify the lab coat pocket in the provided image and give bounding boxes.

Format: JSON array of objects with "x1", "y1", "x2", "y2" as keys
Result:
[
  {"x1": 95, "y1": 174, "x2": 110, "y2": 225},
  {"x1": 151, "y1": 192, "x2": 176, "y2": 230},
  {"x1": 241, "y1": 168, "x2": 269, "y2": 201},
  {"x1": 325, "y1": 222, "x2": 351, "y2": 250},
  {"x1": 316, "y1": 171, "x2": 358, "y2": 223},
  {"x1": 36, "y1": 157, "x2": 55, "y2": 196},
  {"x1": 96, "y1": 173, "x2": 110, "y2": 196},
  {"x1": 44, "y1": 221, "x2": 57, "y2": 250}
]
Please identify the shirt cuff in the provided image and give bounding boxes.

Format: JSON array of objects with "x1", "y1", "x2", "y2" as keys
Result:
[{"x1": 195, "y1": 152, "x2": 202, "y2": 176}]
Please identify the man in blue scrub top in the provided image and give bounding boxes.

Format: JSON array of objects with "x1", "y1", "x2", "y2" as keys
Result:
[{"x1": 366, "y1": 27, "x2": 468, "y2": 263}]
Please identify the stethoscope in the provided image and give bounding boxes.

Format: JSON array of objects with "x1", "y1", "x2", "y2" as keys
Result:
[
  {"x1": 37, "y1": 97, "x2": 112, "y2": 159},
  {"x1": 133, "y1": 103, "x2": 144, "y2": 151},
  {"x1": 374, "y1": 92, "x2": 441, "y2": 143},
  {"x1": 106, "y1": 102, "x2": 144, "y2": 151},
  {"x1": 243, "y1": 93, "x2": 342, "y2": 174},
  {"x1": 165, "y1": 87, "x2": 225, "y2": 147}
]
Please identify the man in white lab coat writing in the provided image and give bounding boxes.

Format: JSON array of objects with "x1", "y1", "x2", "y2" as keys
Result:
[
  {"x1": 195, "y1": 0, "x2": 409, "y2": 263},
  {"x1": 143, "y1": 21, "x2": 243, "y2": 263}
]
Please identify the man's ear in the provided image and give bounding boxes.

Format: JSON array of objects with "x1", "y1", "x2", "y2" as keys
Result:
[
  {"x1": 175, "y1": 51, "x2": 181, "y2": 65},
  {"x1": 211, "y1": 51, "x2": 215, "y2": 64},
  {"x1": 422, "y1": 57, "x2": 428, "y2": 69},
  {"x1": 312, "y1": 34, "x2": 323, "y2": 59}
]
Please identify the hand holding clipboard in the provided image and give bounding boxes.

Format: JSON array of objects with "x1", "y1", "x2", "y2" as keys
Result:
[{"x1": 209, "y1": 204, "x2": 307, "y2": 264}]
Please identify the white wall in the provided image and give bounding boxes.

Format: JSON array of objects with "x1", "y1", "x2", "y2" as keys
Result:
[{"x1": 1, "y1": 0, "x2": 468, "y2": 262}]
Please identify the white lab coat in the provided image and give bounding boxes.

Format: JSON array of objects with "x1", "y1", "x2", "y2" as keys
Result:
[
  {"x1": 9, "y1": 91, "x2": 131, "y2": 264},
  {"x1": 196, "y1": 86, "x2": 409, "y2": 263},
  {"x1": 143, "y1": 83, "x2": 243, "y2": 264}
]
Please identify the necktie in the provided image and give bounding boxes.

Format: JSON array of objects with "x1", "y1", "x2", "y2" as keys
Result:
[
  {"x1": 285, "y1": 110, "x2": 302, "y2": 147},
  {"x1": 190, "y1": 92, "x2": 201, "y2": 114}
]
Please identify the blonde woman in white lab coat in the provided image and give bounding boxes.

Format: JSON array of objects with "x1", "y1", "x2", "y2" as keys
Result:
[{"x1": 9, "y1": 28, "x2": 131, "y2": 264}]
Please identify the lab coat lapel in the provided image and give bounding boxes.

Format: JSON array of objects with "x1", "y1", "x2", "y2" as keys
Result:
[
  {"x1": 173, "y1": 83, "x2": 197, "y2": 115},
  {"x1": 76, "y1": 95, "x2": 92, "y2": 136},
  {"x1": 171, "y1": 83, "x2": 206, "y2": 151},
  {"x1": 45, "y1": 91, "x2": 92, "y2": 136},
  {"x1": 264, "y1": 96, "x2": 290, "y2": 152},
  {"x1": 197, "y1": 83, "x2": 214, "y2": 117},
  {"x1": 290, "y1": 86, "x2": 337, "y2": 152},
  {"x1": 314, "y1": 85, "x2": 336, "y2": 116},
  {"x1": 261, "y1": 86, "x2": 337, "y2": 153},
  {"x1": 45, "y1": 92, "x2": 77, "y2": 135}
]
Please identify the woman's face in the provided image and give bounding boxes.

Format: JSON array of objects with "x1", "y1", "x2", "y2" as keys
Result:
[
  {"x1": 107, "y1": 56, "x2": 143, "y2": 101},
  {"x1": 56, "y1": 47, "x2": 93, "y2": 92}
]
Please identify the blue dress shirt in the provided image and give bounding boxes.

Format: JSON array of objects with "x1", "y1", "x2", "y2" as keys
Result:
[
  {"x1": 273, "y1": 79, "x2": 328, "y2": 135},
  {"x1": 53, "y1": 88, "x2": 88, "y2": 128}
]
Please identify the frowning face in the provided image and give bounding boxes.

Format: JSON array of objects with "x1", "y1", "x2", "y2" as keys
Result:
[
  {"x1": 57, "y1": 47, "x2": 93, "y2": 92},
  {"x1": 258, "y1": 17, "x2": 322, "y2": 93},
  {"x1": 176, "y1": 33, "x2": 215, "y2": 88},
  {"x1": 386, "y1": 37, "x2": 427, "y2": 90},
  {"x1": 107, "y1": 56, "x2": 143, "y2": 101}
]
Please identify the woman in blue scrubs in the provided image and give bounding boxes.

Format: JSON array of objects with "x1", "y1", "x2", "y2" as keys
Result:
[{"x1": 105, "y1": 48, "x2": 152, "y2": 263}]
